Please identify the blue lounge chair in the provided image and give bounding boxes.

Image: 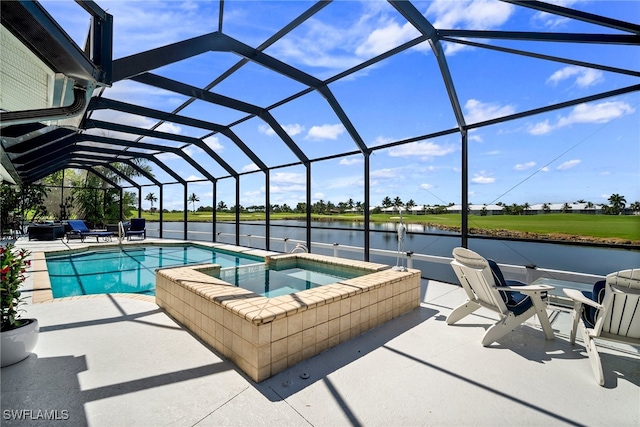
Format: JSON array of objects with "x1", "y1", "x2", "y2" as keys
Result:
[
  {"x1": 125, "y1": 218, "x2": 146, "y2": 240},
  {"x1": 66, "y1": 220, "x2": 114, "y2": 242}
]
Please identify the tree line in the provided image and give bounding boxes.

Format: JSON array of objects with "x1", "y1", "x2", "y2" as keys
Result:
[{"x1": 143, "y1": 193, "x2": 637, "y2": 216}]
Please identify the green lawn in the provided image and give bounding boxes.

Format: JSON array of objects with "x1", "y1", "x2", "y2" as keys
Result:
[{"x1": 140, "y1": 211, "x2": 639, "y2": 243}]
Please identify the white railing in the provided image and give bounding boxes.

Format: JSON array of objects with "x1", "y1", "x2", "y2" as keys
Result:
[{"x1": 208, "y1": 232, "x2": 603, "y2": 289}]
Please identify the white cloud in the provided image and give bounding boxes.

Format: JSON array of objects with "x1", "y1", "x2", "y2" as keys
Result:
[
  {"x1": 283, "y1": 123, "x2": 305, "y2": 136},
  {"x1": 356, "y1": 20, "x2": 419, "y2": 57},
  {"x1": 371, "y1": 168, "x2": 398, "y2": 179},
  {"x1": 427, "y1": 0, "x2": 514, "y2": 29},
  {"x1": 471, "y1": 172, "x2": 495, "y2": 184},
  {"x1": 265, "y1": 2, "x2": 424, "y2": 74},
  {"x1": 371, "y1": 135, "x2": 394, "y2": 146},
  {"x1": 464, "y1": 99, "x2": 516, "y2": 123},
  {"x1": 547, "y1": 66, "x2": 603, "y2": 88},
  {"x1": 258, "y1": 124, "x2": 275, "y2": 136},
  {"x1": 156, "y1": 122, "x2": 182, "y2": 135},
  {"x1": 528, "y1": 101, "x2": 635, "y2": 135},
  {"x1": 557, "y1": 101, "x2": 635, "y2": 127},
  {"x1": 106, "y1": 1, "x2": 213, "y2": 57},
  {"x1": 271, "y1": 172, "x2": 305, "y2": 183},
  {"x1": 387, "y1": 141, "x2": 456, "y2": 160},
  {"x1": 242, "y1": 163, "x2": 260, "y2": 173},
  {"x1": 528, "y1": 120, "x2": 553, "y2": 135},
  {"x1": 532, "y1": 1, "x2": 580, "y2": 28},
  {"x1": 307, "y1": 124, "x2": 345, "y2": 140},
  {"x1": 259, "y1": 123, "x2": 305, "y2": 137},
  {"x1": 557, "y1": 159, "x2": 581, "y2": 170},
  {"x1": 426, "y1": 0, "x2": 514, "y2": 54},
  {"x1": 419, "y1": 183, "x2": 433, "y2": 190},
  {"x1": 243, "y1": 189, "x2": 264, "y2": 199},
  {"x1": 514, "y1": 161, "x2": 536, "y2": 171},
  {"x1": 155, "y1": 152, "x2": 180, "y2": 162},
  {"x1": 313, "y1": 192, "x2": 325, "y2": 200},
  {"x1": 339, "y1": 157, "x2": 363, "y2": 166},
  {"x1": 203, "y1": 135, "x2": 224, "y2": 152},
  {"x1": 185, "y1": 175, "x2": 204, "y2": 182},
  {"x1": 270, "y1": 184, "x2": 306, "y2": 194}
]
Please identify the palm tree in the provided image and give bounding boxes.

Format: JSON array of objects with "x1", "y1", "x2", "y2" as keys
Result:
[
  {"x1": 393, "y1": 196, "x2": 403, "y2": 208},
  {"x1": 608, "y1": 193, "x2": 626, "y2": 215},
  {"x1": 381, "y1": 196, "x2": 392, "y2": 208},
  {"x1": 561, "y1": 203, "x2": 572, "y2": 213},
  {"x1": 188, "y1": 193, "x2": 199, "y2": 212},
  {"x1": 347, "y1": 198, "x2": 354, "y2": 209},
  {"x1": 145, "y1": 192, "x2": 158, "y2": 211},
  {"x1": 542, "y1": 203, "x2": 550, "y2": 213},
  {"x1": 630, "y1": 201, "x2": 640, "y2": 214},
  {"x1": 217, "y1": 201, "x2": 227, "y2": 211}
]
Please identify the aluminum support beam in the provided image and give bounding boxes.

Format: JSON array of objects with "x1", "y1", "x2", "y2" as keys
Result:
[
  {"x1": 89, "y1": 97, "x2": 268, "y2": 171},
  {"x1": 438, "y1": 29, "x2": 639, "y2": 45},
  {"x1": 85, "y1": 118, "x2": 238, "y2": 177},
  {"x1": 461, "y1": 131, "x2": 469, "y2": 249},
  {"x1": 131, "y1": 73, "x2": 309, "y2": 165},
  {"x1": 183, "y1": 186, "x2": 188, "y2": 240},
  {"x1": 159, "y1": 185, "x2": 164, "y2": 238},
  {"x1": 306, "y1": 164, "x2": 311, "y2": 251},
  {"x1": 212, "y1": 181, "x2": 217, "y2": 242},
  {"x1": 500, "y1": 0, "x2": 640, "y2": 35},
  {"x1": 112, "y1": 33, "x2": 215, "y2": 82},
  {"x1": 388, "y1": 0, "x2": 467, "y2": 132},
  {"x1": 265, "y1": 171, "x2": 270, "y2": 251},
  {"x1": 363, "y1": 152, "x2": 370, "y2": 262},
  {"x1": 235, "y1": 178, "x2": 240, "y2": 246}
]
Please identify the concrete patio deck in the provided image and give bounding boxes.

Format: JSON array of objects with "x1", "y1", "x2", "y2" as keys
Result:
[{"x1": 1, "y1": 238, "x2": 639, "y2": 426}]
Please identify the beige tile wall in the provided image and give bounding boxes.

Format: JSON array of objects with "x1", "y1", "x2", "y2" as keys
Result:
[{"x1": 156, "y1": 253, "x2": 421, "y2": 382}]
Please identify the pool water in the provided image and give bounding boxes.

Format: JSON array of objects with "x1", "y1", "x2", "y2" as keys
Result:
[
  {"x1": 216, "y1": 264, "x2": 362, "y2": 298},
  {"x1": 46, "y1": 245, "x2": 262, "y2": 298}
]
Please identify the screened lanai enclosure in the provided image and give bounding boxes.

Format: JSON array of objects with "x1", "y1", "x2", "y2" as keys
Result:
[{"x1": 1, "y1": 1, "x2": 638, "y2": 273}]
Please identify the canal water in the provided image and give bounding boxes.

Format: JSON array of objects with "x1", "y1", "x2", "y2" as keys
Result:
[{"x1": 147, "y1": 220, "x2": 639, "y2": 284}]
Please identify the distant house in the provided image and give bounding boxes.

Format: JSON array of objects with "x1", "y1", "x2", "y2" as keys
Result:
[
  {"x1": 446, "y1": 204, "x2": 504, "y2": 215},
  {"x1": 530, "y1": 203, "x2": 601, "y2": 214}
]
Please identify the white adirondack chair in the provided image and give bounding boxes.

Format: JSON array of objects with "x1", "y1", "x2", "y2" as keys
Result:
[
  {"x1": 448, "y1": 247, "x2": 555, "y2": 346},
  {"x1": 563, "y1": 269, "x2": 640, "y2": 386}
]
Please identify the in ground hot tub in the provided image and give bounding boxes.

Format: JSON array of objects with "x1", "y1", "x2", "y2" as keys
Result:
[{"x1": 156, "y1": 252, "x2": 421, "y2": 382}]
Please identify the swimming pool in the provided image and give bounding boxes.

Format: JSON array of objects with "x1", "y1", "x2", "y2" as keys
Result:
[
  {"x1": 45, "y1": 244, "x2": 263, "y2": 298},
  {"x1": 215, "y1": 263, "x2": 362, "y2": 298}
]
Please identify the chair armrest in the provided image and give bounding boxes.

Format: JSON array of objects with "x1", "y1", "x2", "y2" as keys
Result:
[
  {"x1": 562, "y1": 288, "x2": 602, "y2": 310},
  {"x1": 496, "y1": 284, "x2": 554, "y2": 295}
]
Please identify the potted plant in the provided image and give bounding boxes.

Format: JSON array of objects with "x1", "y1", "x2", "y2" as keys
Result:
[{"x1": 1, "y1": 243, "x2": 39, "y2": 367}]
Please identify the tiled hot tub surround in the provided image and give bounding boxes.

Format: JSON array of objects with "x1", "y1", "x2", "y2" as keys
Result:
[{"x1": 156, "y1": 253, "x2": 421, "y2": 382}]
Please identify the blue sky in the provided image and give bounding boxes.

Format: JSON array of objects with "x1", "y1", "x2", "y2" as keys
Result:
[{"x1": 40, "y1": 0, "x2": 639, "y2": 210}]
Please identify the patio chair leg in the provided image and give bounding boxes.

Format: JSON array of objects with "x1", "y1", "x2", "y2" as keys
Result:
[
  {"x1": 581, "y1": 326, "x2": 605, "y2": 386},
  {"x1": 530, "y1": 295, "x2": 554, "y2": 340},
  {"x1": 446, "y1": 301, "x2": 481, "y2": 325},
  {"x1": 481, "y1": 312, "x2": 525, "y2": 346},
  {"x1": 569, "y1": 301, "x2": 583, "y2": 345}
]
